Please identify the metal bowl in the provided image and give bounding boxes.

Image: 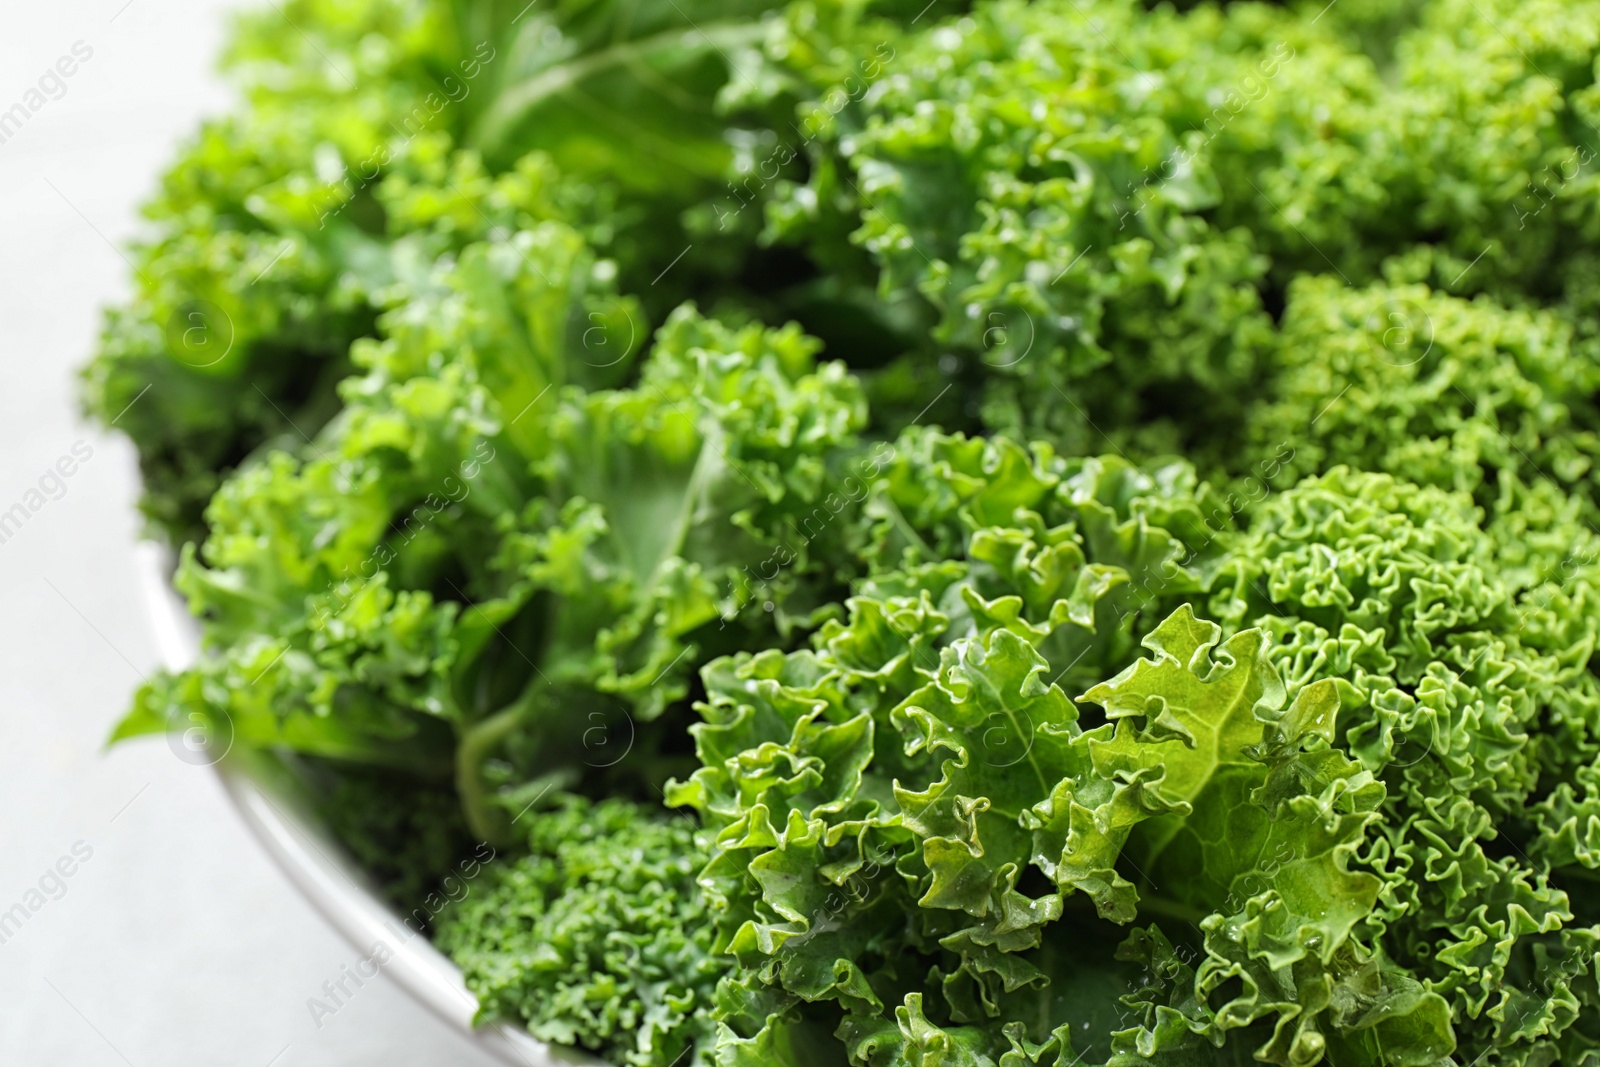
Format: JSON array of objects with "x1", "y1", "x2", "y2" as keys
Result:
[{"x1": 134, "y1": 542, "x2": 602, "y2": 1067}]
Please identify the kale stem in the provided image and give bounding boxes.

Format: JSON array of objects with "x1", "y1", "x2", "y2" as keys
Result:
[{"x1": 456, "y1": 699, "x2": 529, "y2": 848}]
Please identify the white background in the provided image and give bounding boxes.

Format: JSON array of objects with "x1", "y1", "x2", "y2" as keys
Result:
[{"x1": 0, "y1": 3, "x2": 504, "y2": 1064}]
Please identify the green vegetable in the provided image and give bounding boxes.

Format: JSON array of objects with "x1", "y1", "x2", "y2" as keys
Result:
[
  {"x1": 678, "y1": 463, "x2": 1600, "y2": 1065},
  {"x1": 671, "y1": 432, "x2": 1234, "y2": 1064},
  {"x1": 433, "y1": 794, "x2": 722, "y2": 1067},
  {"x1": 113, "y1": 220, "x2": 873, "y2": 839},
  {"x1": 82, "y1": 0, "x2": 789, "y2": 546},
  {"x1": 92, "y1": 0, "x2": 1600, "y2": 1063},
  {"x1": 1200, "y1": 470, "x2": 1600, "y2": 1066}
]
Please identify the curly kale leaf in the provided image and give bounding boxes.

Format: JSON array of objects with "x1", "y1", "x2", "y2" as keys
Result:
[
  {"x1": 1244, "y1": 277, "x2": 1600, "y2": 527},
  {"x1": 433, "y1": 793, "x2": 723, "y2": 1067},
  {"x1": 84, "y1": 0, "x2": 787, "y2": 546},
  {"x1": 1205, "y1": 469, "x2": 1600, "y2": 1066},
  {"x1": 669, "y1": 435, "x2": 1239, "y2": 1065},
  {"x1": 112, "y1": 215, "x2": 870, "y2": 849},
  {"x1": 678, "y1": 453, "x2": 1600, "y2": 1066}
]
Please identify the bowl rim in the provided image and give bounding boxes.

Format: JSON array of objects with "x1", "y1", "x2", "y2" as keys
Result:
[{"x1": 133, "y1": 541, "x2": 602, "y2": 1067}]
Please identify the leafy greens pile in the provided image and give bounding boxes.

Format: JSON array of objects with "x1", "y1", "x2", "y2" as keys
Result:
[{"x1": 92, "y1": 0, "x2": 1600, "y2": 1063}]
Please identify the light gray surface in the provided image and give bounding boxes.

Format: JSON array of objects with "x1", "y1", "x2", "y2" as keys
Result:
[{"x1": 0, "y1": 3, "x2": 504, "y2": 1064}]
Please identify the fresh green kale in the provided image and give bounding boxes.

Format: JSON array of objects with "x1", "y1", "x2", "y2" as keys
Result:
[
  {"x1": 677, "y1": 461, "x2": 1600, "y2": 1065},
  {"x1": 739, "y1": 0, "x2": 1284, "y2": 454},
  {"x1": 82, "y1": 0, "x2": 792, "y2": 546},
  {"x1": 93, "y1": 0, "x2": 1600, "y2": 1064},
  {"x1": 670, "y1": 432, "x2": 1239, "y2": 1064},
  {"x1": 433, "y1": 794, "x2": 721, "y2": 1067},
  {"x1": 112, "y1": 211, "x2": 873, "y2": 842}
]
